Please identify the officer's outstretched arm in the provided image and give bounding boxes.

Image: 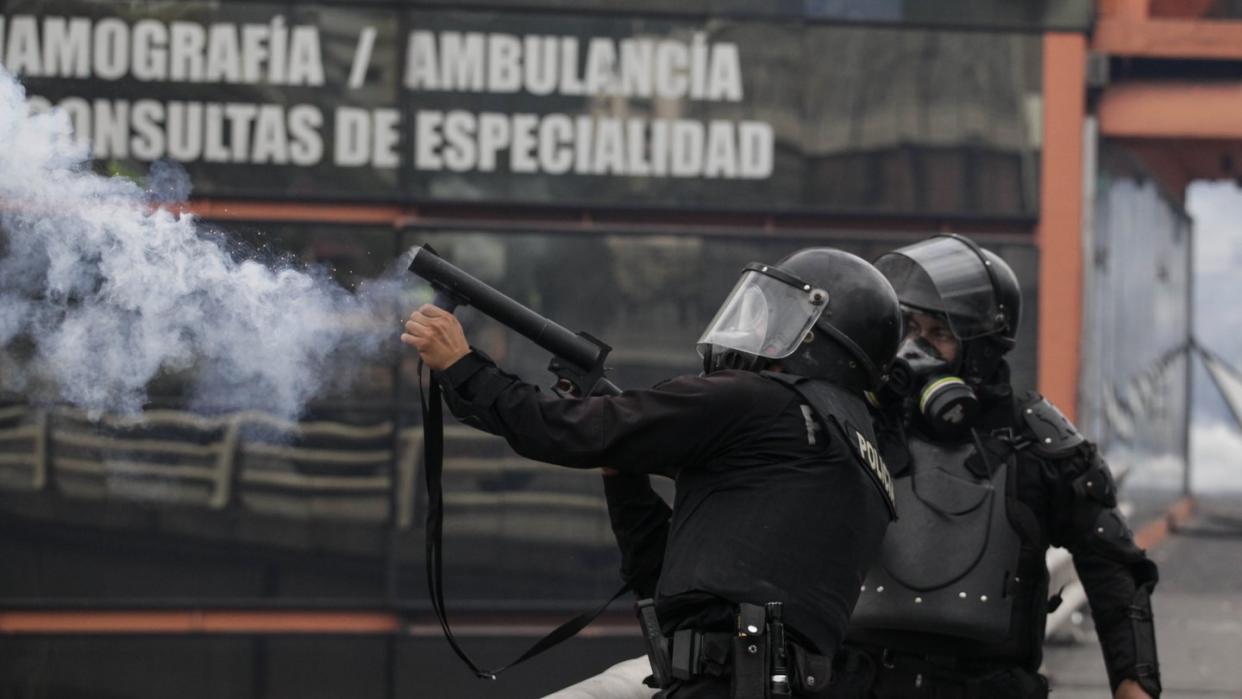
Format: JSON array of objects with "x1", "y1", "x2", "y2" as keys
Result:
[{"x1": 1026, "y1": 399, "x2": 1161, "y2": 698}]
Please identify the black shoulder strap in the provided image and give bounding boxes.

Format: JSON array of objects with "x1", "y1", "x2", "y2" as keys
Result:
[
  {"x1": 765, "y1": 373, "x2": 897, "y2": 520},
  {"x1": 420, "y1": 362, "x2": 630, "y2": 680}
]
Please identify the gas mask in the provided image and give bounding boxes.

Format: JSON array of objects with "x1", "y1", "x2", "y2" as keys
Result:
[{"x1": 887, "y1": 336, "x2": 979, "y2": 436}]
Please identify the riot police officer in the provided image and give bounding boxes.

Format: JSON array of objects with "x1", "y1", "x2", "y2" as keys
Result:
[
  {"x1": 403, "y1": 248, "x2": 903, "y2": 698},
  {"x1": 827, "y1": 234, "x2": 1160, "y2": 699}
]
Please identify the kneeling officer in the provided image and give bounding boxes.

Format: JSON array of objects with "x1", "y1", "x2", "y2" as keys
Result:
[{"x1": 403, "y1": 248, "x2": 902, "y2": 698}]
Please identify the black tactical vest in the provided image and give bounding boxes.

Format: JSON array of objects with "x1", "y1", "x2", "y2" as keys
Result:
[
  {"x1": 653, "y1": 373, "x2": 894, "y2": 655},
  {"x1": 850, "y1": 430, "x2": 1023, "y2": 642},
  {"x1": 764, "y1": 373, "x2": 898, "y2": 520}
]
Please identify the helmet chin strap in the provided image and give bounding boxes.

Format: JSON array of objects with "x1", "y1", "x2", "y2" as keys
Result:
[{"x1": 703, "y1": 345, "x2": 769, "y2": 374}]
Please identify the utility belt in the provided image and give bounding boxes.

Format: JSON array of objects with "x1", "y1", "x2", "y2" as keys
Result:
[
  {"x1": 636, "y1": 599, "x2": 831, "y2": 698},
  {"x1": 835, "y1": 647, "x2": 1047, "y2": 699}
]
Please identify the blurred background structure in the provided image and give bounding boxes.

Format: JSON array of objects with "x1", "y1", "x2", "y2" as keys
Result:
[{"x1": 1, "y1": 0, "x2": 1241, "y2": 696}]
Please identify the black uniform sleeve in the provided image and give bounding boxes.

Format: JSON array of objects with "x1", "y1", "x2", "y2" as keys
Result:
[
  {"x1": 433, "y1": 350, "x2": 761, "y2": 476},
  {"x1": 602, "y1": 472, "x2": 671, "y2": 598},
  {"x1": 1014, "y1": 392, "x2": 1160, "y2": 695},
  {"x1": 1047, "y1": 445, "x2": 1161, "y2": 697}
]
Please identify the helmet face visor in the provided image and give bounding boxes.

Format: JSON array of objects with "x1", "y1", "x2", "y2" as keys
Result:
[
  {"x1": 874, "y1": 236, "x2": 1003, "y2": 341},
  {"x1": 697, "y1": 268, "x2": 827, "y2": 361}
]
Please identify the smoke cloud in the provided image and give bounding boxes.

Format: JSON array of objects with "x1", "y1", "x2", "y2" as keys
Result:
[
  {"x1": 0, "y1": 67, "x2": 414, "y2": 418},
  {"x1": 1191, "y1": 422, "x2": 1242, "y2": 492}
]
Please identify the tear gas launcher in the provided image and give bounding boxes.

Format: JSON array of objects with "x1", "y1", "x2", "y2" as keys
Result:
[{"x1": 407, "y1": 244, "x2": 620, "y2": 397}]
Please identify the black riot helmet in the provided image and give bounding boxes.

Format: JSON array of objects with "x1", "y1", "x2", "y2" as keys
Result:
[
  {"x1": 873, "y1": 235, "x2": 1022, "y2": 435},
  {"x1": 698, "y1": 248, "x2": 903, "y2": 392},
  {"x1": 874, "y1": 234, "x2": 1021, "y2": 351}
]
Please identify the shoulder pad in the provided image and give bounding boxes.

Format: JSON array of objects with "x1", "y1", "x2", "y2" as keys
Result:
[{"x1": 1018, "y1": 394, "x2": 1085, "y2": 457}]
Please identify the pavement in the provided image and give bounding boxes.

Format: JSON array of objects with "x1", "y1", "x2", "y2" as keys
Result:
[{"x1": 1042, "y1": 497, "x2": 1242, "y2": 698}]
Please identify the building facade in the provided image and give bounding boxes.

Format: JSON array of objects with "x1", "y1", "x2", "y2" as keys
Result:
[{"x1": 2, "y1": 0, "x2": 1227, "y2": 695}]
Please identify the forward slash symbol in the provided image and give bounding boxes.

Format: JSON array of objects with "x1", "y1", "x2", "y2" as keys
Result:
[{"x1": 348, "y1": 27, "x2": 377, "y2": 89}]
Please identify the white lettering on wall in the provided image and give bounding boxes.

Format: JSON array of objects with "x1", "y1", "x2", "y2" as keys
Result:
[
  {"x1": 26, "y1": 96, "x2": 327, "y2": 166},
  {"x1": 7, "y1": 16, "x2": 775, "y2": 180},
  {"x1": 1, "y1": 15, "x2": 323, "y2": 85},
  {"x1": 400, "y1": 30, "x2": 744, "y2": 101},
  {"x1": 409, "y1": 110, "x2": 772, "y2": 179}
]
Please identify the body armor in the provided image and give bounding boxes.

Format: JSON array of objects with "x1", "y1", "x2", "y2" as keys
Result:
[
  {"x1": 851, "y1": 430, "x2": 1022, "y2": 642},
  {"x1": 652, "y1": 372, "x2": 895, "y2": 656},
  {"x1": 765, "y1": 372, "x2": 897, "y2": 519}
]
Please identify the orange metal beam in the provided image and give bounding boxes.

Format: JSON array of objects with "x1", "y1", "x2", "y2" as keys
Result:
[
  {"x1": 0, "y1": 610, "x2": 640, "y2": 636},
  {"x1": 176, "y1": 199, "x2": 1036, "y2": 238},
  {"x1": 178, "y1": 200, "x2": 409, "y2": 226},
  {"x1": 1098, "y1": 0, "x2": 1150, "y2": 20},
  {"x1": 0, "y1": 610, "x2": 403, "y2": 634},
  {"x1": 1037, "y1": 33, "x2": 1088, "y2": 423},
  {"x1": 1095, "y1": 17, "x2": 1242, "y2": 60},
  {"x1": 1100, "y1": 83, "x2": 1242, "y2": 140}
]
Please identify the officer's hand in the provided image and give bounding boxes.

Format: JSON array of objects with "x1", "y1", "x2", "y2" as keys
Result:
[
  {"x1": 401, "y1": 304, "x2": 470, "y2": 371},
  {"x1": 1115, "y1": 679, "x2": 1152, "y2": 699}
]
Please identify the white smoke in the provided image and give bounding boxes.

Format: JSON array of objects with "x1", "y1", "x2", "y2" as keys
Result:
[
  {"x1": 1191, "y1": 422, "x2": 1242, "y2": 493},
  {"x1": 0, "y1": 67, "x2": 413, "y2": 417}
]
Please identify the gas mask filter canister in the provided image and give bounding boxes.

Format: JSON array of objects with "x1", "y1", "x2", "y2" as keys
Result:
[{"x1": 888, "y1": 337, "x2": 979, "y2": 435}]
